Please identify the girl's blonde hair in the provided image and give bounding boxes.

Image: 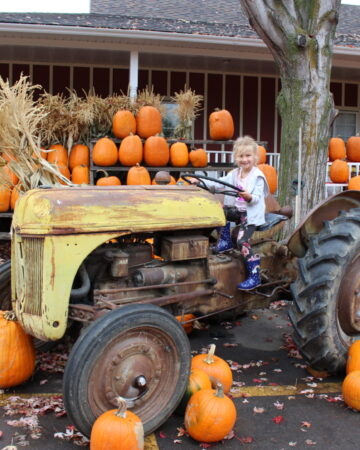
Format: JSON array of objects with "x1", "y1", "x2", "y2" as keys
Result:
[{"x1": 233, "y1": 136, "x2": 259, "y2": 164}]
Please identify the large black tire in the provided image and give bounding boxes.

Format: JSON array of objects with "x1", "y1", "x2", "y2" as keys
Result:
[
  {"x1": 289, "y1": 208, "x2": 360, "y2": 374},
  {"x1": 63, "y1": 304, "x2": 191, "y2": 437}
]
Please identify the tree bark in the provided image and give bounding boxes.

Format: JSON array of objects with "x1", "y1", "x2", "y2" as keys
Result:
[{"x1": 240, "y1": 0, "x2": 340, "y2": 230}]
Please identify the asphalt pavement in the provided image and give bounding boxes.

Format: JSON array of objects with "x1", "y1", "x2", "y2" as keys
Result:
[{"x1": 0, "y1": 302, "x2": 359, "y2": 450}]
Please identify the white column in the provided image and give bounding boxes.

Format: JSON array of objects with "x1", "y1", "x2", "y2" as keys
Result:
[{"x1": 129, "y1": 51, "x2": 139, "y2": 103}]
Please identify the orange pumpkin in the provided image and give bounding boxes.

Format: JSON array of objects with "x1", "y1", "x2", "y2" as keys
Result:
[
  {"x1": 92, "y1": 138, "x2": 118, "y2": 167},
  {"x1": 0, "y1": 164, "x2": 19, "y2": 186},
  {"x1": 0, "y1": 186, "x2": 11, "y2": 212},
  {"x1": 342, "y1": 370, "x2": 360, "y2": 411},
  {"x1": 175, "y1": 313, "x2": 196, "y2": 334},
  {"x1": 143, "y1": 136, "x2": 169, "y2": 167},
  {"x1": 209, "y1": 109, "x2": 234, "y2": 140},
  {"x1": 69, "y1": 144, "x2": 90, "y2": 171},
  {"x1": 126, "y1": 164, "x2": 151, "y2": 185},
  {"x1": 347, "y1": 341, "x2": 360, "y2": 374},
  {"x1": 176, "y1": 368, "x2": 212, "y2": 414},
  {"x1": 329, "y1": 159, "x2": 349, "y2": 183},
  {"x1": 170, "y1": 142, "x2": 189, "y2": 167},
  {"x1": 136, "y1": 106, "x2": 162, "y2": 138},
  {"x1": 258, "y1": 163, "x2": 278, "y2": 194},
  {"x1": 328, "y1": 137, "x2": 346, "y2": 161},
  {"x1": 258, "y1": 145, "x2": 267, "y2": 164},
  {"x1": 184, "y1": 383, "x2": 236, "y2": 443},
  {"x1": 56, "y1": 164, "x2": 71, "y2": 185},
  {"x1": 48, "y1": 144, "x2": 68, "y2": 166},
  {"x1": 346, "y1": 136, "x2": 360, "y2": 162},
  {"x1": 191, "y1": 344, "x2": 233, "y2": 394},
  {"x1": 71, "y1": 165, "x2": 90, "y2": 185},
  {"x1": 31, "y1": 148, "x2": 48, "y2": 160},
  {"x1": 90, "y1": 397, "x2": 144, "y2": 450},
  {"x1": 189, "y1": 149, "x2": 207, "y2": 168},
  {"x1": 348, "y1": 175, "x2": 360, "y2": 190},
  {"x1": 96, "y1": 170, "x2": 121, "y2": 186},
  {"x1": 118, "y1": 135, "x2": 143, "y2": 166},
  {"x1": 152, "y1": 175, "x2": 176, "y2": 185},
  {"x1": 112, "y1": 110, "x2": 137, "y2": 139},
  {"x1": 0, "y1": 310, "x2": 36, "y2": 388}
]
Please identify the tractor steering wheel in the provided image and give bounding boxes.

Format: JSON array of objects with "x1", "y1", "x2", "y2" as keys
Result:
[{"x1": 181, "y1": 173, "x2": 244, "y2": 197}]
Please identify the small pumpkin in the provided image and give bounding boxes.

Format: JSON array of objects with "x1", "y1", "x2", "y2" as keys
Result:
[
  {"x1": 93, "y1": 137, "x2": 118, "y2": 167},
  {"x1": 71, "y1": 165, "x2": 90, "y2": 185},
  {"x1": 126, "y1": 164, "x2": 151, "y2": 185},
  {"x1": 112, "y1": 110, "x2": 137, "y2": 139},
  {"x1": 119, "y1": 134, "x2": 143, "y2": 166},
  {"x1": 348, "y1": 175, "x2": 360, "y2": 191},
  {"x1": 189, "y1": 148, "x2": 207, "y2": 168},
  {"x1": 96, "y1": 170, "x2": 121, "y2": 186},
  {"x1": 152, "y1": 172, "x2": 176, "y2": 185},
  {"x1": 328, "y1": 137, "x2": 346, "y2": 161},
  {"x1": 175, "y1": 313, "x2": 196, "y2": 334},
  {"x1": 191, "y1": 344, "x2": 233, "y2": 394},
  {"x1": 136, "y1": 106, "x2": 162, "y2": 138},
  {"x1": 176, "y1": 368, "x2": 212, "y2": 415},
  {"x1": 257, "y1": 163, "x2": 278, "y2": 194},
  {"x1": 346, "y1": 341, "x2": 360, "y2": 374},
  {"x1": 0, "y1": 186, "x2": 11, "y2": 212},
  {"x1": 184, "y1": 383, "x2": 236, "y2": 443},
  {"x1": 0, "y1": 310, "x2": 36, "y2": 388},
  {"x1": 342, "y1": 370, "x2": 360, "y2": 411},
  {"x1": 90, "y1": 397, "x2": 144, "y2": 450},
  {"x1": 143, "y1": 136, "x2": 169, "y2": 167},
  {"x1": 170, "y1": 142, "x2": 189, "y2": 167},
  {"x1": 47, "y1": 144, "x2": 68, "y2": 166},
  {"x1": 69, "y1": 144, "x2": 90, "y2": 171},
  {"x1": 209, "y1": 109, "x2": 234, "y2": 140},
  {"x1": 346, "y1": 136, "x2": 360, "y2": 162},
  {"x1": 258, "y1": 145, "x2": 267, "y2": 164},
  {"x1": 329, "y1": 159, "x2": 349, "y2": 183}
]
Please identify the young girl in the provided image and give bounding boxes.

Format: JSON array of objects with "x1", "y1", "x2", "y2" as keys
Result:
[{"x1": 201, "y1": 136, "x2": 269, "y2": 290}]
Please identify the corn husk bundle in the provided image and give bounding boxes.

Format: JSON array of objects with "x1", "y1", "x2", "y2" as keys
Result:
[
  {"x1": 0, "y1": 75, "x2": 70, "y2": 192},
  {"x1": 171, "y1": 86, "x2": 203, "y2": 139}
]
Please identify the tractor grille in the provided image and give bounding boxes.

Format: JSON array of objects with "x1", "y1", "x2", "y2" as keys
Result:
[{"x1": 14, "y1": 236, "x2": 44, "y2": 316}]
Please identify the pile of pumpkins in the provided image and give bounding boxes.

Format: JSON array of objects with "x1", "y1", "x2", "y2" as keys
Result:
[
  {"x1": 342, "y1": 340, "x2": 360, "y2": 411},
  {"x1": 328, "y1": 136, "x2": 360, "y2": 190},
  {"x1": 89, "y1": 343, "x2": 236, "y2": 449}
]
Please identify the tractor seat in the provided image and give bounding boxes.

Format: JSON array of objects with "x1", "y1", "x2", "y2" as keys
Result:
[{"x1": 256, "y1": 213, "x2": 288, "y2": 232}]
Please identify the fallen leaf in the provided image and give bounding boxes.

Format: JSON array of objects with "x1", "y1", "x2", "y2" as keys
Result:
[
  {"x1": 237, "y1": 436, "x2": 254, "y2": 444},
  {"x1": 272, "y1": 415, "x2": 284, "y2": 424},
  {"x1": 159, "y1": 431, "x2": 167, "y2": 438},
  {"x1": 305, "y1": 439, "x2": 317, "y2": 446},
  {"x1": 289, "y1": 442, "x2": 297, "y2": 446},
  {"x1": 223, "y1": 430, "x2": 235, "y2": 440},
  {"x1": 274, "y1": 401, "x2": 284, "y2": 410},
  {"x1": 177, "y1": 427, "x2": 187, "y2": 437},
  {"x1": 174, "y1": 439, "x2": 182, "y2": 444},
  {"x1": 251, "y1": 314, "x2": 259, "y2": 320},
  {"x1": 253, "y1": 407, "x2": 265, "y2": 414},
  {"x1": 301, "y1": 421, "x2": 312, "y2": 428}
]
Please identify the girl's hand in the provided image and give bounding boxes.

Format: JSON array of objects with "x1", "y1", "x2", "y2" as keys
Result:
[{"x1": 239, "y1": 190, "x2": 252, "y2": 202}]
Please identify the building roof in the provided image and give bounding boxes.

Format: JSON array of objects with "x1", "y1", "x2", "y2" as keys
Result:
[{"x1": 0, "y1": 2, "x2": 359, "y2": 48}]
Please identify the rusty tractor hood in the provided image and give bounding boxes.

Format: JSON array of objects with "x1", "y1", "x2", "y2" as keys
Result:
[
  {"x1": 12, "y1": 185, "x2": 226, "y2": 236},
  {"x1": 287, "y1": 190, "x2": 360, "y2": 258}
]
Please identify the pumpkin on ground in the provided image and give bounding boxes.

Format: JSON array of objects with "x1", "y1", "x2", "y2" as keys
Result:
[
  {"x1": 69, "y1": 144, "x2": 90, "y2": 171},
  {"x1": 126, "y1": 164, "x2": 151, "y2": 185},
  {"x1": 136, "y1": 106, "x2": 162, "y2": 138},
  {"x1": 170, "y1": 142, "x2": 189, "y2": 167},
  {"x1": 92, "y1": 137, "x2": 118, "y2": 167},
  {"x1": 328, "y1": 137, "x2": 346, "y2": 161},
  {"x1": 143, "y1": 136, "x2": 169, "y2": 167},
  {"x1": 342, "y1": 370, "x2": 360, "y2": 411},
  {"x1": 191, "y1": 344, "x2": 233, "y2": 394},
  {"x1": 0, "y1": 311, "x2": 36, "y2": 388},
  {"x1": 71, "y1": 165, "x2": 90, "y2": 185},
  {"x1": 96, "y1": 170, "x2": 121, "y2": 186},
  {"x1": 0, "y1": 186, "x2": 11, "y2": 212},
  {"x1": 184, "y1": 383, "x2": 236, "y2": 443},
  {"x1": 90, "y1": 397, "x2": 144, "y2": 450},
  {"x1": 329, "y1": 159, "x2": 349, "y2": 183},
  {"x1": 189, "y1": 149, "x2": 207, "y2": 168},
  {"x1": 346, "y1": 136, "x2": 360, "y2": 162},
  {"x1": 209, "y1": 109, "x2": 234, "y2": 140},
  {"x1": 348, "y1": 175, "x2": 360, "y2": 190},
  {"x1": 48, "y1": 144, "x2": 68, "y2": 166},
  {"x1": 257, "y1": 163, "x2": 278, "y2": 194},
  {"x1": 112, "y1": 110, "x2": 136, "y2": 139},
  {"x1": 118, "y1": 134, "x2": 143, "y2": 166},
  {"x1": 346, "y1": 340, "x2": 360, "y2": 374},
  {"x1": 175, "y1": 313, "x2": 196, "y2": 334},
  {"x1": 176, "y1": 368, "x2": 212, "y2": 415},
  {"x1": 258, "y1": 145, "x2": 267, "y2": 164}
]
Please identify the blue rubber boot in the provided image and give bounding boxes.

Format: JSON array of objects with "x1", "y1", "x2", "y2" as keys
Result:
[
  {"x1": 237, "y1": 255, "x2": 261, "y2": 290},
  {"x1": 213, "y1": 222, "x2": 233, "y2": 253}
]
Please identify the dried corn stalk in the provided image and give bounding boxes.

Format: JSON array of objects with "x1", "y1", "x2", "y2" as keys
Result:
[
  {"x1": 172, "y1": 86, "x2": 203, "y2": 139},
  {"x1": 136, "y1": 85, "x2": 165, "y2": 116}
]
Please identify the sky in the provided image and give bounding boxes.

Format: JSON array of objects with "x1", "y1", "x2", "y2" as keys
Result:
[{"x1": 0, "y1": 0, "x2": 359, "y2": 13}]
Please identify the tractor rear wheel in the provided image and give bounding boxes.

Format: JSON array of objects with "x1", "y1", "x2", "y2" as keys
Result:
[{"x1": 289, "y1": 208, "x2": 360, "y2": 374}]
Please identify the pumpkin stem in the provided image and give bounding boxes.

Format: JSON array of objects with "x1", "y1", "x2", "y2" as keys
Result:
[
  {"x1": 114, "y1": 396, "x2": 128, "y2": 418},
  {"x1": 215, "y1": 382, "x2": 225, "y2": 398},
  {"x1": 95, "y1": 169, "x2": 109, "y2": 178},
  {"x1": 203, "y1": 343, "x2": 216, "y2": 364},
  {"x1": 3, "y1": 311, "x2": 17, "y2": 321}
]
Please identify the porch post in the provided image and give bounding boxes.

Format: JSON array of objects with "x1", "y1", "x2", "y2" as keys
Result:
[{"x1": 129, "y1": 50, "x2": 139, "y2": 103}]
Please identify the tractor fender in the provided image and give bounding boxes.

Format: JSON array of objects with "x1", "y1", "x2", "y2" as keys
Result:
[{"x1": 287, "y1": 190, "x2": 360, "y2": 258}]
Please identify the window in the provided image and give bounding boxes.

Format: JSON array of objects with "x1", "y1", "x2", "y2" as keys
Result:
[
  {"x1": 161, "y1": 102, "x2": 181, "y2": 138},
  {"x1": 332, "y1": 111, "x2": 357, "y2": 141}
]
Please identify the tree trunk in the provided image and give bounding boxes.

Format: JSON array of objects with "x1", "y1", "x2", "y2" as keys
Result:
[{"x1": 240, "y1": 0, "x2": 340, "y2": 231}]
